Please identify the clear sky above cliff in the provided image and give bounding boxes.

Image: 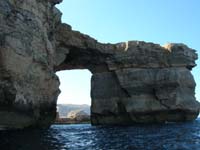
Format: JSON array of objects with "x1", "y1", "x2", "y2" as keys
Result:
[{"x1": 56, "y1": 0, "x2": 200, "y2": 105}]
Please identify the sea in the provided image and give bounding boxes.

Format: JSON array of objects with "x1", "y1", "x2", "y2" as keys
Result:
[{"x1": 0, "y1": 118, "x2": 200, "y2": 150}]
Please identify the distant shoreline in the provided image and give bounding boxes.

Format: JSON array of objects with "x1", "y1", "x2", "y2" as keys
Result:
[
  {"x1": 54, "y1": 121, "x2": 91, "y2": 125},
  {"x1": 54, "y1": 117, "x2": 91, "y2": 125}
]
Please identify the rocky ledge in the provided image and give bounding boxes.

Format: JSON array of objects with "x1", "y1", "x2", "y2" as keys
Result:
[{"x1": 0, "y1": 0, "x2": 199, "y2": 129}]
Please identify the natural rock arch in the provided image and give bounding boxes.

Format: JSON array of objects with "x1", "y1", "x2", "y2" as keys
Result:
[{"x1": 0, "y1": 0, "x2": 199, "y2": 129}]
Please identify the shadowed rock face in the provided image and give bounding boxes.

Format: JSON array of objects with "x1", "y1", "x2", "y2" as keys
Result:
[{"x1": 0, "y1": 0, "x2": 199, "y2": 129}]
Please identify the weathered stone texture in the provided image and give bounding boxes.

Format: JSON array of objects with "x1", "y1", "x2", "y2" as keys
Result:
[
  {"x1": 0, "y1": 0, "x2": 199, "y2": 129},
  {"x1": 0, "y1": 0, "x2": 61, "y2": 128}
]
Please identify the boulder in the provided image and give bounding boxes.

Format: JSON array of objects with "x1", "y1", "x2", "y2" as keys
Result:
[{"x1": 67, "y1": 110, "x2": 90, "y2": 122}]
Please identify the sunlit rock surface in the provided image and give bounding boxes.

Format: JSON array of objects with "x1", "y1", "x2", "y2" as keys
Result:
[
  {"x1": 0, "y1": 0, "x2": 199, "y2": 129},
  {"x1": 67, "y1": 110, "x2": 90, "y2": 122}
]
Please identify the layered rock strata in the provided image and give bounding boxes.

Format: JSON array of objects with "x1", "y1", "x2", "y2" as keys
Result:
[{"x1": 0, "y1": 0, "x2": 199, "y2": 129}]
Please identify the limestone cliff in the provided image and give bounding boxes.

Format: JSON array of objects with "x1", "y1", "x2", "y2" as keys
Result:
[
  {"x1": 0, "y1": 0, "x2": 199, "y2": 129},
  {"x1": 0, "y1": 0, "x2": 60, "y2": 128}
]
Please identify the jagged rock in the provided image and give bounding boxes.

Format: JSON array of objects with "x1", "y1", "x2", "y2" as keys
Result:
[
  {"x1": 0, "y1": 0, "x2": 199, "y2": 129},
  {"x1": 67, "y1": 110, "x2": 90, "y2": 121},
  {"x1": 50, "y1": 0, "x2": 63, "y2": 5}
]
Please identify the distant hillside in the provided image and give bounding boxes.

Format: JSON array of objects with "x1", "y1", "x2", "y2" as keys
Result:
[{"x1": 57, "y1": 104, "x2": 90, "y2": 118}]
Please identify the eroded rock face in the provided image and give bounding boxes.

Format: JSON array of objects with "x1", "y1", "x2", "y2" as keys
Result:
[
  {"x1": 0, "y1": 0, "x2": 199, "y2": 129},
  {"x1": 0, "y1": 0, "x2": 61, "y2": 128}
]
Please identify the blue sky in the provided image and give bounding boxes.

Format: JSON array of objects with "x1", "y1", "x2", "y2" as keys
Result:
[{"x1": 56, "y1": 0, "x2": 200, "y2": 105}]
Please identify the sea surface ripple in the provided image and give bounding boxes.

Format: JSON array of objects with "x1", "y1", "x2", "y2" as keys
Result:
[{"x1": 1, "y1": 119, "x2": 200, "y2": 150}]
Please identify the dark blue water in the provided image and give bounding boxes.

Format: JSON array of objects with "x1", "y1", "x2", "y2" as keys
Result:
[{"x1": 0, "y1": 119, "x2": 200, "y2": 150}]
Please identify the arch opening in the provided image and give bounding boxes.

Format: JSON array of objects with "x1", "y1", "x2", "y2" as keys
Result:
[{"x1": 55, "y1": 69, "x2": 92, "y2": 124}]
